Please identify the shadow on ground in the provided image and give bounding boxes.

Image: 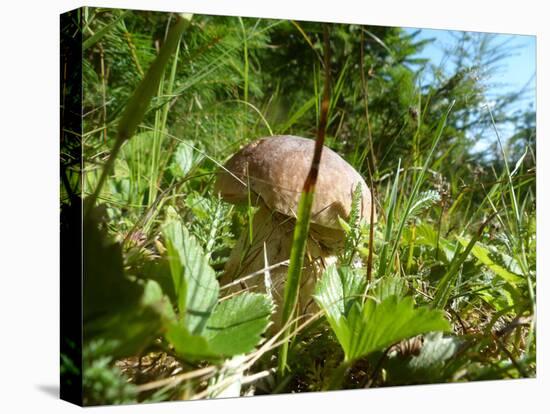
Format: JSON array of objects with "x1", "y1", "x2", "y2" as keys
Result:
[{"x1": 36, "y1": 384, "x2": 59, "y2": 399}]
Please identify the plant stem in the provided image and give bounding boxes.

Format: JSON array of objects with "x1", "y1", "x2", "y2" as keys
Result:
[
  {"x1": 277, "y1": 24, "x2": 331, "y2": 376},
  {"x1": 325, "y1": 360, "x2": 352, "y2": 390}
]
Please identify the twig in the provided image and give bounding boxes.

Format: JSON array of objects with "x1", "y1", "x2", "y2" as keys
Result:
[{"x1": 220, "y1": 260, "x2": 290, "y2": 290}]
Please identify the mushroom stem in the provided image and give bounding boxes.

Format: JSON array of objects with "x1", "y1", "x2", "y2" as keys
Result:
[{"x1": 221, "y1": 205, "x2": 335, "y2": 330}]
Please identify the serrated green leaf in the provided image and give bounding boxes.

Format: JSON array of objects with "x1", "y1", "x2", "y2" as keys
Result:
[
  {"x1": 345, "y1": 296, "x2": 451, "y2": 361},
  {"x1": 408, "y1": 332, "x2": 459, "y2": 372},
  {"x1": 204, "y1": 293, "x2": 273, "y2": 356},
  {"x1": 408, "y1": 190, "x2": 441, "y2": 220},
  {"x1": 371, "y1": 275, "x2": 408, "y2": 302},
  {"x1": 170, "y1": 142, "x2": 194, "y2": 178},
  {"x1": 338, "y1": 216, "x2": 352, "y2": 234},
  {"x1": 315, "y1": 266, "x2": 451, "y2": 362},
  {"x1": 162, "y1": 218, "x2": 219, "y2": 335},
  {"x1": 313, "y1": 265, "x2": 365, "y2": 323},
  {"x1": 385, "y1": 332, "x2": 460, "y2": 385},
  {"x1": 414, "y1": 223, "x2": 455, "y2": 262},
  {"x1": 457, "y1": 237, "x2": 524, "y2": 285},
  {"x1": 165, "y1": 323, "x2": 218, "y2": 362},
  {"x1": 165, "y1": 293, "x2": 273, "y2": 361}
]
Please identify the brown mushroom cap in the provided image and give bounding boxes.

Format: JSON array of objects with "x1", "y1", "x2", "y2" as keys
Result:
[{"x1": 215, "y1": 135, "x2": 376, "y2": 230}]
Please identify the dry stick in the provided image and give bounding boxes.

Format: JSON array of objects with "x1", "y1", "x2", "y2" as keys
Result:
[
  {"x1": 359, "y1": 29, "x2": 377, "y2": 174},
  {"x1": 135, "y1": 365, "x2": 216, "y2": 393},
  {"x1": 124, "y1": 29, "x2": 145, "y2": 77},
  {"x1": 277, "y1": 24, "x2": 331, "y2": 376},
  {"x1": 220, "y1": 260, "x2": 290, "y2": 291},
  {"x1": 359, "y1": 30, "x2": 377, "y2": 284},
  {"x1": 191, "y1": 369, "x2": 274, "y2": 400}
]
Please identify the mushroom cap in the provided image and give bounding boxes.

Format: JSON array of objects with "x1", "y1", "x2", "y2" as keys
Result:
[{"x1": 214, "y1": 135, "x2": 376, "y2": 230}]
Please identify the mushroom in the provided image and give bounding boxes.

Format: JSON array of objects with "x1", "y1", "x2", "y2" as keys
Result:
[{"x1": 215, "y1": 135, "x2": 376, "y2": 328}]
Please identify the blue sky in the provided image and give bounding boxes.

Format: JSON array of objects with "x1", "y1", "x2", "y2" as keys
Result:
[
  {"x1": 407, "y1": 28, "x2": 535, "y2": 100},
  {"x1": 404, "y1": 27, "x2": 536, "y2": 150}
]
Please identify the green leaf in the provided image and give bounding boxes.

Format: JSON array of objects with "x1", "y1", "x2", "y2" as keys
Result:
[
  {"x1": 371, "y1": 275, "x2": 408, "y2": 302},
  {"x1": 165, "y1": 323, "x2": 218, "y2": 362},
  {"x1": 385, "y1": 332, "x2": 460, "y2": 385},
  {"x1": 84, "y1": 280, "x2": 171, "y2": 359},
  {"x1": 457, "y1": 237, "x2": 524, "y2": 285},
  {"x1": 337, "y1": 216, "x2": 352, "y2": 234},
  {"x1": 315, "y1": 267, "x2": 451, "y2": 362},
  {"x1": 83, "y1": 209, "x2": 142, "y2": 325},
  {"x1": 345, "y1": 296, "x2": 451, "y2": 361},
  {"x1": 161, "y1": 213, "x2": 272, "y2": 360},
  {"x1": 166, "y1": 293, "x2": 273, "y2": 361},
  {"x1": 386, "y1": 102, "x2": 455, "y2": 273},
  {"x1": 414, "y1": 223, "x2": 455, "y2": 262},
  {"x1": 313, "y1": 265, "x2": 365, "y2": 322},
  {"x1": 407, "y1": 332, "x2": 459, "y2": 372},
  {"x1": 279, "y1": 96, "x2": 316, "y2": 133},
  {"x1": 377, "y1": 159, "x2": 401, "y2": 277},
  {"x1": 407, "y1": 190, "x2": 441, "y2": 221},
  {"x1": 170, "y1": 142, "x2": 194, "y2": 178},
  {"x1": 162, "y1": 216, "x2": 219, "y2": 335},
  {"x1": 204, "y1": 293, "x2": 273, "y2": 356},
  {"x1": 141, "y1": 279, "x2": 177, "y2": 322},
  {"x1": 432, "y1": 224, "x2": 489, "y2": 310}
]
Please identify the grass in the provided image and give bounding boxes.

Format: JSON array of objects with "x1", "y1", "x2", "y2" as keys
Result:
[{"x1": 66, "y1": 7, "x2": 536, "y2": 405}]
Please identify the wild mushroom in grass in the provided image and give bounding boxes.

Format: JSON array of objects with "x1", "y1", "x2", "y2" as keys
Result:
[{"x1": 215, "y1": 135, "x2": 376, "y2": 328}]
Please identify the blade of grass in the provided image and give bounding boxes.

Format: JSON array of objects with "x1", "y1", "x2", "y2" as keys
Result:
[
  {"x1": 238, "y1": 17, "x2": 249, "y2": 104},
  {"x1": 356, "y1": 29, "x2": 377, "y2": 175},
  {"x1": 277, "y1": 24, "x2": 331, "y2": 376},
  {"x1": 377, "y1": 159, "x2": 401, "y2": 277},
  {"x1": 386, "y1": 101, "x2": 455, "y2": 270},
  {"x1": 432, "y1": 213, "x2": 496, "y2": 309},
  {"x1": 279, "y1": 96, "x2": 316, "y2": 133},
  {"x1": 82, "y1": 10, "x2": 128, "y2": 51}
]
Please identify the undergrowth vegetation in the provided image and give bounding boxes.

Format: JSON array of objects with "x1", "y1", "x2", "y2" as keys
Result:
[{"x1": 61, "y1": 8, "x2": 536, "y2": 404}]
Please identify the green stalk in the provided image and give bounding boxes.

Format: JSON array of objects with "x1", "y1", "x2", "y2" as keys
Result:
[
  {"x1": 406, "y1": 223, "x2": 416, "y2": 272},
  {"x1": 325, "y1": 360, "x2": 352, "y2": 390},
  {"x1": 238, "y1": 17, "x2": 249, "y2": 103},
  {"x1": 277, "y1": 185, "x2": 317, "y2": 375},
  {"x1": 377, "y1": 158, "x2": 401, "y2": 277},
  {"x1": 432, "y1": 213, "x2": 496, "y2": 309},
  {"x1": 277, "y1": 25, "x2": 331, "y2": 376},
  {"x1": 148, "y1": 75, "x2": 165, "y2": 206}
]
